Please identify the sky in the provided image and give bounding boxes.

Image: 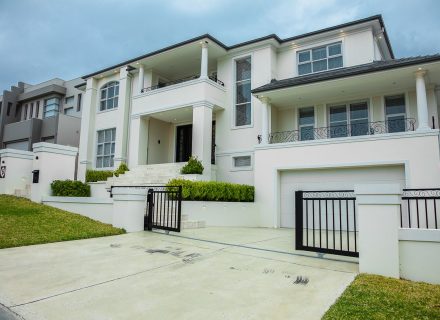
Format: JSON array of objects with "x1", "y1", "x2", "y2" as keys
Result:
[{"x1": 0, "y1": 0, "x2": 439, "y2": 90}]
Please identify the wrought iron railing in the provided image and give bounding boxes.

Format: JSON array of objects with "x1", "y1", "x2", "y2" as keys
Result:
[
  {"x1": 259, "y1": 118, "x2": 416, "y2": 144},
  {"x1": 141, "y1": 74, "x2": 224, "y2": 93},
  {"x1": 401, "y1": 188, "x2": 439, "y2": 229}
]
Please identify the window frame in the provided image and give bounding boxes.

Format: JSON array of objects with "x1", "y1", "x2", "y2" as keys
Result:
[
  {"x1": 99, "y1": 81, "x2": 119, "y2": 112},
  {"x1": 384, "y1": 94, "x2": 407, "y2": 133},
  {"x1": 233, "y1": 55, "x2": 253, "y2": 129},
  {"x1": 43, "y1": 97, "x2": 60, "y2": 119},
  {"x1": 298, "y1": 106, "x2": 316, "y2": 141},
  {"x1": 327, "y1": 100, "x2": 370, "y2": 138},
  {"x1": 231, "y1": 154, "x2": 253, "y2": 171},
  {"x1": 297, "y1": 42, "x2": 343, "y2": 76},
  {"x1": 95, "y1": 128, "x2": 116, "y2": 169}
]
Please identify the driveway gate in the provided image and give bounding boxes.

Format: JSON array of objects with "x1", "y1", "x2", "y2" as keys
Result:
[
  {"x1": 145, "y1": 186, "x2": 182, "y2": 232},
  {"x1": 295, "y1": 190, "x2": 359, "y2": 257}
]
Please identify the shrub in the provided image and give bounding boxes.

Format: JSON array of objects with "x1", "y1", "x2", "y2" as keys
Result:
[
  {"x1": 114, "y1": 163, "x2": 129, "y2": 177},
  {"x1": 167, "y1": 178, "x2": 254, "y2": 202},
  {"x1": 85, "y1": 170, "x2": 113, "y2": 183},
  {"x1": 181, "y1": 156, "x2": 204, "y2": 174},
  {"x1": 51, "y1": 180, "x2": 91, "y2": 197}
]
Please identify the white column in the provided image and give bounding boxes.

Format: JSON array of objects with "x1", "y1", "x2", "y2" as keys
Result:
[
  {"x1": 138, "y1": 65, "x2": 144, "y2": 94},
  {"x1": 77, "y1": 77, "x2": 97, "y2": 182},
  {"x1": 354, "y1": 184, "x2": 401, "y2": 278},
  {"x1": 260, "y1": 97, "x2": 271, "y2": 144},
  {"x1": 415, "y1": 70, "x2": 430, "y2": 131},
  {"x1": 192, "y1": 102, "x2": 213, "y2": 178},
  {"x1": 128, "y1": 115, "x2": 149, "y2": 168},
  {"x1": 200, "y1": 41, "x2": 209, "y2": 79},
  {"x1": 114, "y1": 66, "x2": 132, "y2": 168}
]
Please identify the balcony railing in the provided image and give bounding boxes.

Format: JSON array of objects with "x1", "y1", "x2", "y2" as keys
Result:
[
  {"x1": 141, "y1": 74, "x2": 224, "y2": 93},
  {"x1": 259, "y1": 118, "x2": 416, "y2": 144}
]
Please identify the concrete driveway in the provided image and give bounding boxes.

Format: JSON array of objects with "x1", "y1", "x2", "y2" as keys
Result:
[{"x1": 0, "y1": 229, "x2": 357, "y2": 320}]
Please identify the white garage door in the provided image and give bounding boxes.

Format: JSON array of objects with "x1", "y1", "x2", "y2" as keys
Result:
[
  {"x1": 280, "y1": 165, "x2": 405, "y2": 228},
  {"x1": 4, "y1": 140, "x2": 29, "y2": 151}
]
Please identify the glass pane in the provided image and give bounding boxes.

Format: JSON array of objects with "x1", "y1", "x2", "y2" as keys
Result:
[
  {"x1": 236, "y1": 57, "x2": 251, "y2": 81},
  {"x1": 312, "y1": 47, "x2": 326, "y2": 60},
  {"x1": 104, "y1": 143, "x2": 111, "y2": 155},
  {"x1": 114, "y1": 84, "x2": 119, "y2": 96},
  {"x1": 236, "y1": 81, "x2": 251, "y2": 104},
  {"x1": 236, "y1": 103, "x2": 251, "y2": 126},
  {"x1": 299, "y1": 107, "x2": 314, "y2": 125},
  {"x1": 97, "y1": 144, "x2": 103, "y2": 155},
  {"x1": 111, "y1": 128, "x2": 116, "y2": 141},
  {"x1": 107, "y1": 86, "x2": 114, "y2": 98},
  {"x1": 111, "y1": 143, "x2": 115, "y2": 154},
  {"x1": 103, "y1": 156, "x2": 110, "y2": 168},
  {"x1": 298, "y1": 51, "x2": 310, "y2": 63},
  {"x1": 328, "y1": 56, "x2": 343, "y2": 69},
  {"x1": 350, "y1": 119, "x2": 369, "y2": 136},
  {"x1": 107, "y1": 99, "x2": 114, "y2": 109},
  {"x1": 313, "y1": 60, "x2": 327, "y2": 72},
  {"x1": 101, "y1": 90, "x2": 106, "y2": 99},
  {"x1": 385, "y1": 95, "x2": 406, "y2": 115},
  {"x1": 96, "y1": 157, "x2": 103, "y2": 168},
  {"x1": 300, "y1": 126, "x2": 314, "y2": 141},
  {"x1": 298, "y1": 63, "x2": 312, "y2": 75},
  {"x1": 330, "y1": 124, "x2": 348, "y2": 138},
  {"x1": 98, "y1": 131, "x2": 104, "y2": 143},
  {"x1": 328, "y1": 43, "x2": 341, "y2": 56},
  {"x1": 350, "y1": 102, "x2": 368, "y2": 120},
  {"x1": 330, "y1": 106, "x2": 347, "y2": 122},
  {"x1": 110, "y1": 155, "x2": 114, "y2": 167},
  {"x1": 104, "y1": 130, "x2": 111, "y2": 142},
  {"x1": 387, "y1": 115, "x2": 406, "y2": 133},
  {"x1": 113, "y1": 97, "x2": 118, "y2": 108},
  {"x1": 100, "y1": 101, "x2": 105, "y2": 111}
]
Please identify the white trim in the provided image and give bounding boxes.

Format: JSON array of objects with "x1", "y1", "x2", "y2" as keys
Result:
[
  {"x1": 33, "y1": 142, "x2": 78, "y2": 156},
  {"x1": 0, "y1": 148, "x2": 34, "y2": 160},
  {"x1": 42, "y1": 196, "x2": 113, "y2": 205},
  {"x1": 231, "y1": 154, "x2": 253, "y2": 172},
  {"x1": 399, "y1": 229, "x2": 440, "y2": 242},
  {"x1": 216, "y1": 149, "x2": 255, "y2": 157}
]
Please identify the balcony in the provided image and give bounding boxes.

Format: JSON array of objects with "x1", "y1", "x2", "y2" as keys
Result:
[
  {"x1": 259, "y1": 118, "x2": 417, "y2": 144},
  {"x1": 132, "y1": 75, "x2": 226, "y2": 116}
]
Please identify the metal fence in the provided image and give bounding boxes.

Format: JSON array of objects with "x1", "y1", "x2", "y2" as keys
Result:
[{"x1": 401, "y1": 189, "x2": 439, "y2": 229}]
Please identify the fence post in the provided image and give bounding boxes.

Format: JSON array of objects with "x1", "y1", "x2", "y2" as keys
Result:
[
  {"x1": 354, "y1": 184, "x2": 402, "y2": 278},
  {"x1": 295, "y1": 191, "x2": 303, "y2": 251},
  {"x1": 147, "y1": 188, "x2": 154, "y2": 231}
]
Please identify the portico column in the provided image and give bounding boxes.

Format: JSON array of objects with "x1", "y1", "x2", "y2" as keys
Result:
[
  {"x1": 415, "y1": 69, "x2": 430, "y2": 131},
  {"x1": 260, "y1": 97, "x2": 271, "y2": 144},
  {"x1": 200, "y1": 41, "x2": 209, "y2": 79},
  {"x1": 138, "y1": 65, "x2": 145, "y2": 94},
  {"x1": 192, "y1": 102, "x2": 213, "y2": 178}
]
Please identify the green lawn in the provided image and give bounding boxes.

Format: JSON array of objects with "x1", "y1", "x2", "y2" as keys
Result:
[
  {"x1": 0, "y1": 195, "x2": 124, "y2": 249},
  {"x1": 323, "y1": 274, "x2": 440, "y2": 319}
]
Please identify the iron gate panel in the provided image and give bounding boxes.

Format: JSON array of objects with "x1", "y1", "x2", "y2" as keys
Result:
[
  {"x1": 401, "y1": 188, "x2": 440, "y2": 229},
  {"x1": 145, "y1": 186, "x2": 182, "y2": 232},
  {"x1": 295, "y1": 190, "x2": 359, "y2": 257}
]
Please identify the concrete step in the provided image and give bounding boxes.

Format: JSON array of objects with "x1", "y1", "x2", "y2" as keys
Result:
[{"x1": 181, "y1": 220, "x2": 206, "y2": 229}]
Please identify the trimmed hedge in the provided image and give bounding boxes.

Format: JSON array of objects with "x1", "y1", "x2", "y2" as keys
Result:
[
  {"x1": 85, "y1": 170, "x2": 113, "y2": 183},
  {"x1": 167, "y1": 178, "x2": 254, "y2": 202},
  {"x1": 114, "y1": 163, "x2": 129, "y2": 177},
  {"x1": 181, "y1": 156, "x2": 204, "y2": 174},
  {"x1": 51, "y1": 180, "x2": 91, "y2": 197}
]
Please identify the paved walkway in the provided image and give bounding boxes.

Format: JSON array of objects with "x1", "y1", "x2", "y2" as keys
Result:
[{"x1": 0, "y1": 228, "x2": 358, "y2": 320}]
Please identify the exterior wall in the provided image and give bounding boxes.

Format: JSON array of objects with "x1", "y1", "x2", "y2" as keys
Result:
[
  {"x1": 0, "y1": 149, "x2": 33, "y2": 196},
  {"x1": 147, "y1": 117, "x2": 173, "y2": 164},
  {"x1": 56, "y1": 114, "x2": 81, "y2": 147},
  {"x1": 89, "y1": 182, "x2": 110, "y2": 198}
]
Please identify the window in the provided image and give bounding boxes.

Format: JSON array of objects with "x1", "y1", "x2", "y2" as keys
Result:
[
  {"x1": 43, "y1": 98, "x2": 60, "y2": 118},
  {"x1": 96, "y1": 128, "x2": 116, "y2": 168},
  {"x1": 385, "y1": 95, "x2": 406, "y2": 133},
  {"x1": 64, "y1": 107, "x2": 74, "y2": 116},
  {"x1": 36, "y1": 101, "x2": 40, "y2": 118},
  {"x1": 329, "y1": 102, "x2": 368, "y2": 138},
  {"x1": 298, "y1": 42, "x2": 342, "y2": 76},
  {"x1": 24, "y1": 104, "x2": 28, "y2": 120},
  {"x1": 7, "y1": 102, "x2": 12, "y2": 116},
  {"x1": 29, "y1": 103, "x2": 34, "y2": 118},
  {"x1": 65, "y1": 96, "x2": 74, "y2": 105},
  {"x1": 233, "y1": 155, "x2": 251, "y2": 168},
  {"x1": 77, "y1": 93, "x2": 82, "y2": 112},
  {"x1": 235, "y1": 57, "x2": 252, "y2": 126},
  {"x1": 298, "y1": 107, "x2": 315, "y2": 140},
  {"x1": 100, "y1": 82, "x2": 119, "y2": 111},
  {"x1": 15, "y1": 104, "x2": 21, "y2": 118}
]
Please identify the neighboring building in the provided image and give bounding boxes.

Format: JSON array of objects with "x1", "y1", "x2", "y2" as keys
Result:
[
  {"x1": 77, "y1": 15, "x2": 440, "y2": 228},
  {"x1": 0, "y1": 78, "x2": 84, "y2": 151}
]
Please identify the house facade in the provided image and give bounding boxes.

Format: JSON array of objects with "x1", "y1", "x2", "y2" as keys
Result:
[
  {"x1": 0, "y1": 78, "x2": 84, "y2": 151},
  {"x1": 78, "y1": 15, "x2": 440, "y2": 228}
]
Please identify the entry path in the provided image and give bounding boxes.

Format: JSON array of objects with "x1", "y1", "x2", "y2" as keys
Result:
[{"x1": 0, "y1": 230, "x2": 357, "y2": 320}]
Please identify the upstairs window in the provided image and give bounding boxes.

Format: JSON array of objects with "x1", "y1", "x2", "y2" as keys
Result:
[
  {"x1": 385, "y1": 95, "x2": 406, "y2": 133},
  {"x1": 43, "y1": 98, "x2": 60, "y2": 118},
  {"x1": 298, "y1": 42, "x2": 343, "y2": 76},
  {"x1": 100, "y1": 81, "x2": 119, "y2": 111},
  {"x1": 329, "y1": 102, "x2": 368, "y2": 138},
  {"x1": 96, "y1": 128, "x2": 116, "y2": 168},
  {"x1": 298, "y1": 107, "x2": 315, "y2": 141},
  {"x1": 235, "y1": 57, "x2": 252, "y2": 127},
  {"x1": 65, "y1": 96, "x2": 74, "y2": 105}
]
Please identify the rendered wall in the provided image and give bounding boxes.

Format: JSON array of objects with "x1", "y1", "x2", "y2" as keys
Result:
[{"x1": 0, "y1": 149, "x2": 33, "y2": 196}]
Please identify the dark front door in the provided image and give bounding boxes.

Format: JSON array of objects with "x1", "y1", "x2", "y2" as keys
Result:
[{"x1": 176, "y1": 124, "x2": 192, "y2": 162}]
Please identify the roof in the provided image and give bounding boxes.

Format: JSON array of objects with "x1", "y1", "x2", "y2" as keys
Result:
[
  {"x1": 82, "y1": 14, "x2": 391, "y2": 79},
  {"x1": 252, "y1": 54, "x2": 440, "y2": 94}
]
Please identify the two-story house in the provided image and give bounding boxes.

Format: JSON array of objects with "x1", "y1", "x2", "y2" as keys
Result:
[
  {"x1": 0, "y1": 78, "x2": 84, "y2": 151},
  {"x1": 78, "y1": 15, "x2": 440, "y2": 228}
]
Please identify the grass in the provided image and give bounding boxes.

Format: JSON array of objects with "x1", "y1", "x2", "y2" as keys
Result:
[
  {"x1": 323, "y1": 274, "x2": 440, "y2": 320},
  {"x1": 0, "y1": 195, "x2": 125, "y2": 249}
]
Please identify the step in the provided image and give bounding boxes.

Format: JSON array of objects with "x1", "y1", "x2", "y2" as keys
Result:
[{"x1": 181, "y1": 220, "x2": 206, "y2": 229}]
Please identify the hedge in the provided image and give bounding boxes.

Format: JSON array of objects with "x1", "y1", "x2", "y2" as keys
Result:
[
  {"x1": 85, "y1": 170, "x2": 113, "y2": 183},
  {"x1": 181, "y1": 156, "x2": 204, "y2": 174},
  {"x1": 167, "y1": 178, "x2": 254, "y2": 202},
  {"x1": 51, "y1": 180, "x2": 91, "y2": 197}
]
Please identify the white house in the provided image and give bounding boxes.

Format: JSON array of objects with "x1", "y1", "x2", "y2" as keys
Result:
[{"x1": 77, "y1": 14, "x2": 440, "y2": 229}]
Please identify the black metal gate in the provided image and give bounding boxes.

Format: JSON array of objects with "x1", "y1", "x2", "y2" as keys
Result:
[
  {"x1": 295, "y1": 190, "x2": 359, "y2": 257},
  {"x1": 145, "y1": 186, "x2": 182, "y2": 232}
]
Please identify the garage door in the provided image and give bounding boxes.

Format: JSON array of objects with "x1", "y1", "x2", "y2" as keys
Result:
[
  {"x1": 280, "y1": 165, "x2": 405, "y2": 228},
  {"x1": 4, "y1": 140, "x2": 29, "y2": 151}
]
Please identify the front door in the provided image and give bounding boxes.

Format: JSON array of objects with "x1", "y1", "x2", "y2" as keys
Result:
[{"x1": 176, "y1": 124, "x2": 192, "y2": 162}]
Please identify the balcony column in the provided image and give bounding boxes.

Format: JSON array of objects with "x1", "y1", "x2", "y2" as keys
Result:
[
  {"x1": 260, "y1": 97, "x2": 271, "y2": 144},
  {"x1": 192, "y1": 102, "x2": 213, "y2": 177},
  {"x1": 138, "y1": 65, "x2": 144, "y2": 94},
  {"x1": 200, "y1": 41, "x2": 209, "y2": 79},
  {"x1": 415, "y1": 69, "x2": 430, "y2": 131}
]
